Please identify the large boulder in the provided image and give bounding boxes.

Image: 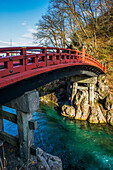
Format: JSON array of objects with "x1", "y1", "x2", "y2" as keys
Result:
[
  {"x1": 106, "y1": 110, "x2": 113, "y2": 126},
  {"x1": 62, "y1": 105, "x2": 75, "y2": 118},
  {"x1": 96, "y1": 75, "x2": 109, "y2": 100},
  {"x1": 40, "y1": 92, "x2": 58, "y2": 104},
  {"x1": 88, "y1": 104, "x2": 107, "y2": 123},
  {"x1": 62, "y1": 89, "x2": 90, "y2": 120},
  {"x1": 105, "y1": 94, "x2": 113, "y2": 110},
  {"x1": 35, "y1": 147, "x2": 63, "y2": 170}
]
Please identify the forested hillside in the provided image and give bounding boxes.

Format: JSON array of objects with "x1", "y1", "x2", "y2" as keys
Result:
[{"x1": 34, "y1": 0, "x2": 113, "y2": 94}]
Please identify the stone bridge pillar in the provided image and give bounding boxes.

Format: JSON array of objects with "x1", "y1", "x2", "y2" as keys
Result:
[
  {"x1": 5, "y1": 90, "x2": 39, "y2": 161},
  {"x1": 70, "y1": 76, "x2": 97, "y2": 107}
]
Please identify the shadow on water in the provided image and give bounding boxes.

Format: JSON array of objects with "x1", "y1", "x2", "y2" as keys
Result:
[{"x1": 33, "y1": 102, "x2": 113, "y2": 170}]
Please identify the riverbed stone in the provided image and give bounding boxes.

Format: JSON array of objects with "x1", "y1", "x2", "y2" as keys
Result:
[{"x1": 35, "y1": 147, "x2": 63, "y2": 170}]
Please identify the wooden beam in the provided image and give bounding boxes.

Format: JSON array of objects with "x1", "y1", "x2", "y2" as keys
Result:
[
  {"x1": 0, "y1": 131, "x2": 19, "y2": 147},
  {"x1": 0, "y1": 109, "x2": 17, "y2": 124}
]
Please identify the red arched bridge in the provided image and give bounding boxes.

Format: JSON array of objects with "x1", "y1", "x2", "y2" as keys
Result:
[{"x1": 0, "y1": 46, "x2": 106, "y2": 105}]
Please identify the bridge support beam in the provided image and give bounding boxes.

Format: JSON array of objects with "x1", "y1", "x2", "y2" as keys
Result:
[{"x1": 5, "y1": 90, "x2": 39, "y2": 161}]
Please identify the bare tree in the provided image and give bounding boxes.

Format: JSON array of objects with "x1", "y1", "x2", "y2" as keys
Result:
[
  {"x1": 34, "y1": 0, "x2": 113, "y2": 50},
  {"x1": 34, "y1": 7, "x2": 68, "y2": 47}
]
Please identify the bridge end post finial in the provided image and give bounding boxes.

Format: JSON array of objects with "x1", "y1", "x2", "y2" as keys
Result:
[
  {"x1": 104, "y1": 63, "x2": 107, "y2": 73},
  {"x1": 81, "y1": 43, "x2": 85, "y2": 62},
  {"x1": 101, "y1": 61, "x2": 103, "y2": 66},
  {"x1": 101, "y1": 61, "x2": 107, "y2": 73},
  {"x1": 82, "y1": 43, "x2": 85, "y2": 49}
]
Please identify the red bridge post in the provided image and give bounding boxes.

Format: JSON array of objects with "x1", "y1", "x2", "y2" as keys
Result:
[
  {"x1": 42, "y1": 48, "x2": 47, "y2": 66},
  {"x1": 20, "y1": 47, "x2": 27, "y2": 56},
  {"x1": 7, "y1": 52, "x2": 10, "y2": 56},
  {"x1": 20, "y1": 47, "x2": 27, "y2": 71}
]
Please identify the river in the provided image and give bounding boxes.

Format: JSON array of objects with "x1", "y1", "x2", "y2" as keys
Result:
[{"x1": 3, "y1": 103, "x2": 113, "y2": 169}]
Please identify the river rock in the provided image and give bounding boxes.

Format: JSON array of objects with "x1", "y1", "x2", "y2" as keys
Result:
[
  {"x1": 62, "y1": 105, "x2": 75, "y2": 118},
  {"x1": 106, "y1": 110, "x2": 113, "y2": 126},
  {"x1": 62, "y1": 89, "x2": 90, "y2": 120},
  {"x1": 105, "y1": 94, "x2": 113, "y2": 110},
  {"x1": 40, "y1": 92, "x2": 58, "y2": 104},
  {"x1": 35, "y1": 147, "x2": 63, "y2": 170}
]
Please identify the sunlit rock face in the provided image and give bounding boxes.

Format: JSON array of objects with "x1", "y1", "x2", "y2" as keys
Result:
[
  {"x1": 38, "y1": 75, "x2": 113, "y2": 125},
  {"x1": 62, "y1": 105, "x2": 75, "y2": 118},
  {"x1": 88, "y1": 103, "x2": 107, "y2": 124},
  {"x1": 61, "y1": 75, "x2": 113, "y2": 126},
  {"x1": 39, "y1": 79, "x2": 69, "y2": 105}
]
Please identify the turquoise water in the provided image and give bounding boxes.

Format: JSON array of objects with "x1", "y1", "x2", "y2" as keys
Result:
[
  {"x1": 2, "y1": 106, "x2": 18, "y2": 136},
  {"x1": 3, "y1": 104, "x2": 113, "y2": 169},
  {"x1": 33, "y1": 103, "x2": 113, "y2": 170}
]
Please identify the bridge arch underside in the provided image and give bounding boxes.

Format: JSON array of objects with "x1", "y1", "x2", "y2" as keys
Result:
[{"x1": 0, "y1": 65, "x2": 104, "y2": 105}]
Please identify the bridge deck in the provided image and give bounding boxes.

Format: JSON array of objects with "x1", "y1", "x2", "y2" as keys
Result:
[{"x1": 0, "y1": 46, "x2": 106, "y2": 89}]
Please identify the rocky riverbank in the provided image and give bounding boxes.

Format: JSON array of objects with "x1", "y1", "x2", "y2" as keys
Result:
[
  {"x1": 39, "y1": 75, "x2": 113, "y2": 126},
  {"x1": 0, "y1": 141, "x2": 62, "y2": 170},
  {"x1": 61, "y1": 75, "x2": 113, "y2": 126},
  {"x1": 39, "y1": 78, "x2": 69, "y2": 106}
]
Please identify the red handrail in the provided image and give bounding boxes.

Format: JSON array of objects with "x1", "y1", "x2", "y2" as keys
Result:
[{"x1": 0, "y1": 46, "x2": 106, "y2": 80}]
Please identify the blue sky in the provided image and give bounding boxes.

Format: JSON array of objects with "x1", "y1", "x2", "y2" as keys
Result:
[{"x1": 0, "y1": 0, "x2": 49, "y2": 47}]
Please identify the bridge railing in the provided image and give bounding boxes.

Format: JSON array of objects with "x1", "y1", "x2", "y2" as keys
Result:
[
  {"x1": 0, "y1": 46, "x2": 106, "y2": 79},
  {"x1": 0, "y1": 106, "x2": 19, "y2": 147}
]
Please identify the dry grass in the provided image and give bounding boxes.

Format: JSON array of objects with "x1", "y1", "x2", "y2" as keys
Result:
[{"x1": 84, "y1": 34, "x2": 113, "y2": 97}]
